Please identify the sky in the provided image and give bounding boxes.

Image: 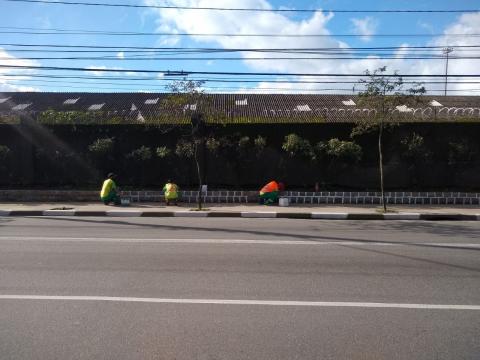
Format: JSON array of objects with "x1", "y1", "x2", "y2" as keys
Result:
[{"x1": 0, "y1": 0, "x2": 479, "y2": 94}]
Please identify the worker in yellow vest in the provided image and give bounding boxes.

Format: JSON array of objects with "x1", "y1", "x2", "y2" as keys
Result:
[
  {"x1": 163, "y1": 180, "x2": 179, "y2": 206},
  {"x1": 100, "y1": 173, "x2": 120, "y2": 205}
]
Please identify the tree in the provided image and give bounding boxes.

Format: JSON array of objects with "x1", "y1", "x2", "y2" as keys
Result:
[
  {"x1": 165, "y1": 80, "x2": 224, "y2": 210},
  {"x1": 352, "y1": 67, "x2": 425, "y2": 212}
]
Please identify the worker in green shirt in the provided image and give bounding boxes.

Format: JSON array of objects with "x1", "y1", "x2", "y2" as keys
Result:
[
  {"x1": 163, "y1": 180, "x2": 179, "y2": 206},
  {"x1": 100, "y1": 173, "x2": 120, "y2": 205}
]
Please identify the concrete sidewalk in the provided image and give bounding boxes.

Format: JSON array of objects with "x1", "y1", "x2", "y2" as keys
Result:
[{"x1": 1, "y1": 202, "x2": 479, "y2": 220}]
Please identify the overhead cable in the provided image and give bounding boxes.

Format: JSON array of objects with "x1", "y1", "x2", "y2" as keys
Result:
[
  {"x1": 4, "y1": 0, "x2": 479, "y2": 13},
  {"x1": 2, "y1": 64, "x2": 480, "y2": 77},
  {"x1": 1, "y1": 27, "x2": 480, "y2": 38}
]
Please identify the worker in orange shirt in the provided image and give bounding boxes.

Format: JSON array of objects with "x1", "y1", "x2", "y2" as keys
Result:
[{"x1": 259, "y1": 180, "x2": 285, "y2": 205}]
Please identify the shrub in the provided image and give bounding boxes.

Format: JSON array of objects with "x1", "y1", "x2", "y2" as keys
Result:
[
  {"x1": 156, "y1": 146, "x2": 171, "y2": 159},
  {"x1": 401, "y1": 133, "x2": 430, "y2": 160},
  {"x1": 254, "y1": 135, "x2": 266, "y2": 152},
  {"x1": 205, "y1": 137, "x2": 221, "y2": 154},
  {"x1": 88, "y1": 137, "x2": 114, "y2": 155},
  {"x1": 319, "y1": 138, "x2": 362, "y2": 163},
  {"x1": 282, "y1": 134, "x2": 312, "y2": 158},
  {"x1": 400, "y1": 133, "x2": 426, "y2": 159},
  {"x1": 448, "y1": 140, "x2": 477, "y2": 167},
  {"x1": 175, "y1": 139, "x2": 195, "y2": 158},
  {"x1": 236, "y1": 136, "x2": 251, "y2": 159},
  {"x1": 238, "y1": 136, "x2": 250, "y2": 149},
  {"x1": 0, "y1": 145, "x2": 11, "y2": 161},
  {"x1": 127, "y1": 146, "x2": 152, "y2": 161}
]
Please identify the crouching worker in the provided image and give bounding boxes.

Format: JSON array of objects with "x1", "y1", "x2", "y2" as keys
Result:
[
  {"x1": 100, "y1": 173, "x2": 120, "y2": 205},
  {"x1": 163, "y1": 180, "x2": 179, "y2": 206},
  {"x1": 259, "y1": 180, "x2": 284, "y2": 205}
]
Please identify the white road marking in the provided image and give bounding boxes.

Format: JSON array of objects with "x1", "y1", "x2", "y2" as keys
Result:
[
  {"x1": 0, "y1": 236, "x2": 479, "y2": 248},
  {"x1": 0, "y1": 295, "x2": 479, "y2": 310}
]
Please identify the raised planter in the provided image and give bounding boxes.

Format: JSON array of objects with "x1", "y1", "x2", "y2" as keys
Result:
[{"x1": 0, "y1": 189, "x2": 479, "y2": 205}]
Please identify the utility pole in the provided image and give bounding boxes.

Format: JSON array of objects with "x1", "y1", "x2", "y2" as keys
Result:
[{"x1": 443, "y1": 47, "x2": 453, "y2": 96}]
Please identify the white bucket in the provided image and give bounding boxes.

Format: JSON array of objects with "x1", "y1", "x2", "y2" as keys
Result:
[{"x1": 279, "y1": 197, "x2": 289, "y2": 207}]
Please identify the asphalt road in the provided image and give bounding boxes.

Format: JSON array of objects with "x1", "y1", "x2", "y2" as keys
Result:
[{"x1": 0, "y1": 216, "x2": 479, "y2": 360}]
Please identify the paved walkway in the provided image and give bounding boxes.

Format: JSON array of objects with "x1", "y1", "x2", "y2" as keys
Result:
[{"x1": 1, "y1": 202, "x2": 479, "y2": 220}]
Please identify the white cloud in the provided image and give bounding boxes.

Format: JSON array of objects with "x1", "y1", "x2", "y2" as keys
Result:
[
  {"x1": 144, "y1": 2, "x2": 480, "y2": 95},
  {"x1": 144, "y1": 0, "x2": 340, "y2": 75},
  {"x1": 0, "y1": 80, "x2": 38, "y2": 92},
  {"x1": 418, "y1": 21, "x2": 434, "y2": 34},
  {"x1": 37, "y1": 16, "x2": 52, "y2": 29},
  {"x1": 351, "y1": 17, "x2": 378, "y2": 42},
  {"x1": 85, "y1": 65, "x2": 108, "y2": 76},
  {"x1": 116, "y1": 51, "x2": 125, "y2": 59},
  {"x1": 85, "y1": 65, "x2": 139, "y2": 77},
  {"x1": 0, "y1": 48, "x2": 39, "y2": 91},
  {"x1": 411, "y1": 12, "x2": 480, "y2": 94}
]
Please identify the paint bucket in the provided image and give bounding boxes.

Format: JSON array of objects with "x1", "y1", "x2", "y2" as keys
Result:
[{"x1": 279, "y1": 197, "x2": 289, "y2": 207}]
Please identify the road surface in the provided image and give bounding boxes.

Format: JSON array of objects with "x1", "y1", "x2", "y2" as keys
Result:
[{"x1": 0, "y1": 216, "x2": 479, "y2": 359}]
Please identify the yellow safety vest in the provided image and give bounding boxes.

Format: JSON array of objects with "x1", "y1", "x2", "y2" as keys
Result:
[
  {"x1": 163, "y1": 183, "x2": 179, "y2": 199},
  {"x1": 100, "y1": 179, "x2": 116, "y2": 198}
]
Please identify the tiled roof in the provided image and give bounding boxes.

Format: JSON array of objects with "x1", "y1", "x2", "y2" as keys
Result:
[{"x1": 1, "y1": 92, "x2": 480, "y2": 123}]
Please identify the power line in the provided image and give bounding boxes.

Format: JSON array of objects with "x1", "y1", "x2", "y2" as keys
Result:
[
  {"x1": 3, "y1": 43, "x2": 480, "y2": 53},
  {"x1": 4, "y1": 0, "x2": 479, "y2": 13},
  {"x1": 2, "y1": 42, "x2": 480, "y2": 60},
  {"x1": 12, "y1": 77, "x2": 480, "y2": 88},
  {"x1": 3, "y1": 64, "x2": 480, "y2": 78},
  {"x1": 1, "y1": 27, "x2": 480, "y2": 38},
  {"x1": 5, "y1": 73, "x2": 480, "y2": 85},
  {"x1": 3, "y1": 43, "x2": 480, "y2": 51},
  {"x1": 2, "y1": 55, "x2": 479, "y2": 60},
  {"x1": 10, "y1": 79, "x2": 480, "y2": 93}
]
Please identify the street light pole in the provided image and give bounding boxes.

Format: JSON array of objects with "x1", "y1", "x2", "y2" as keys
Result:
[{"x1": 443, "y1": 47, "x2": 453, "y2": 96}]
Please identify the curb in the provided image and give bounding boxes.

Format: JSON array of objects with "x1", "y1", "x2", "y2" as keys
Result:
[{"x1": 0, "y1": 210, "x2": 479, "y2": 221}]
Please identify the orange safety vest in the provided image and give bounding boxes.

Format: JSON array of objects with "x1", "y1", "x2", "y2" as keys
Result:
[{"x1": 260, "y1": 181, "x2": 279, "y2": 194}]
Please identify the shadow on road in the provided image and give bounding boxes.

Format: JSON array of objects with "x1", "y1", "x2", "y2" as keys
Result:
[
  {"x1": 338, "y1": 244, "x2": 480, "y2": 273},
  {"x1": 5, "y1": 216, "x2": 480, "y2": 274},
  {"x1": 349, "y1": 220, "x2": 480, "y2": 240},
  {"x1": 29, "y1": 216, "x2": 480, "y2": 253}
]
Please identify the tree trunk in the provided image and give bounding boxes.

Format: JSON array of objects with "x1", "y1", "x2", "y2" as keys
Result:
[
  {"x1": 194, "y1": 140, "x2": 203, "y2": 210},
  {"x1": 378, "y1": 121, "x2": 387, "y2": 212}
]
